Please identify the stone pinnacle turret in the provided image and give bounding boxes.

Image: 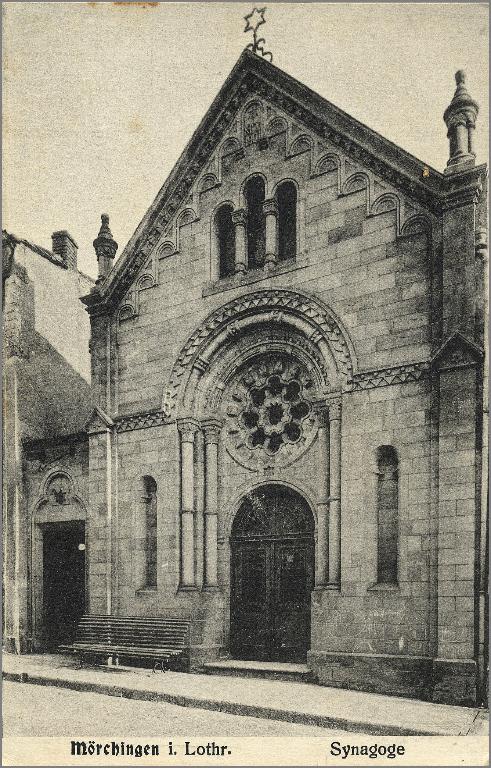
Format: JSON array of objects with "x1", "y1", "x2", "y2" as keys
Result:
[
  {"x1": 443, "y1": 70, "x2": 479, "y2": 174},
  {"x1": 93, "y1": 214, "x2": 118, "y2": 280}
]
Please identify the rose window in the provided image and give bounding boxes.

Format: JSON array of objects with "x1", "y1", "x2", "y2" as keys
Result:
[
  {"x1": 240, "y1": 374, "x2": 311, "y2": 455},
  {"x1": 224, "y1": 355, "x2": 318, "y2": 469}
]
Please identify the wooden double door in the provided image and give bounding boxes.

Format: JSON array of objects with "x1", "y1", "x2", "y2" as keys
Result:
[{"x1": 230, "y1": 485, "x2": 315, "y2": 663}]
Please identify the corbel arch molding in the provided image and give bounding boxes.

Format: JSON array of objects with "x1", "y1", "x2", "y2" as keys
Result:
[{"x1": 161, "y1": 288, "x2": 357, "y2": 417}]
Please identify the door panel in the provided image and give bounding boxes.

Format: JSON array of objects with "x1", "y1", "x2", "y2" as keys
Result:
[
  {"x1": 272, "y1": 541, "x2": 314, "y2": 662},
  {"x1": 230, "y1": 542, "x2": 271, "y2": 660}
]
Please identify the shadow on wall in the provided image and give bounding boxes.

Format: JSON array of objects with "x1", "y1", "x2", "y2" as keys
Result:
[{"x1": 16, "y1": 332, "x2": 93, "y2": 441}]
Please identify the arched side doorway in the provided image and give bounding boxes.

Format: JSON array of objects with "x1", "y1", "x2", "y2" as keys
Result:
[{"x1": 230, "y1": 484, "x2": 315, "y2": 663}]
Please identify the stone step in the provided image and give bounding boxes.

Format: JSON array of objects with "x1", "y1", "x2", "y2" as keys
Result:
[{"x1": 202, "y1": 659, "x2": 313, "y2": 683}]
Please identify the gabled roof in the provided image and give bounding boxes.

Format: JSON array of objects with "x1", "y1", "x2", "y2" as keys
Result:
[{"x1": 82, "y1": 49, "x2": 486, "y2": 315}]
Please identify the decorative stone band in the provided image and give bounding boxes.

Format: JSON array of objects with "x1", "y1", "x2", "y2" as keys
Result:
[
  {"x1": 112, "y1": 362, "x2": 431, "y2": 434},
  {"x1": 348, "y1": 361, "x2": 430, "y2": 391},
  {"x1": 115, "y1": 410, "x2": 170, "y2": 433}
]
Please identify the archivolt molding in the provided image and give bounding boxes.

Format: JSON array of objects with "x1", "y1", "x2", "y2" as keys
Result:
[
  {"x1": 161, "y1": 288, "x2": 356, "y2": 417},
  {"x1": 190, "y1": 325, "x2": 332, "y2": 418}
]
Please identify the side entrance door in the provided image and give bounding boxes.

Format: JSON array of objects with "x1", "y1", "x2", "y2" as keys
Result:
[
  {"x1": 43, "y1": 521, "x2": 86, "y2": 650},
  {"x1": 230, "y1": 484, "x2": 315, "y2": 663}
]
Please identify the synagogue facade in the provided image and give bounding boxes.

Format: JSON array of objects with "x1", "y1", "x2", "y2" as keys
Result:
[{"x1": 4, "y1": 50, "x2": 488, "y2": 706}]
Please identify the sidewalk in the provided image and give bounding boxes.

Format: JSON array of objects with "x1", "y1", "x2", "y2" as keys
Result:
[{"x1": 2, "y1": 652, "x2": 487, "y2": 737}]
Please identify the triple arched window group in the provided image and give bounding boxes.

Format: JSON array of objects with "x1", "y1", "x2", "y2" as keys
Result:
[{"x1": 216, "y1": 178, "x2": 297, "y2": 279}]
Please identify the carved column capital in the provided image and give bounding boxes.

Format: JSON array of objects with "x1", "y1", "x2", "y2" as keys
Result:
[
  {"x1": 202, "y1": 417, "x2": 223, "y2": 444},
  {"x1": 177, "y1": 417, "x2": 200, "y2": 443},
  {"x1": 263, "y1": 198, "x2": 278, "y2": 218},
  {"x1": 328, "y1": 399, "x2": 342, "y2": 422},
  {"x1": 312, "y1": 402, "x2": 330, "y2": 429},
  {"x1": 231, "y1": 208, "x2": 247, "y2": 228},
  {"x1": 476, "y1": 227, "x2": 488, "y2": 260}
]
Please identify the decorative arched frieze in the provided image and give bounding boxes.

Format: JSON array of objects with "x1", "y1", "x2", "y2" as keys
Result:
[
  {"x1": 161, "y1": 288, "x2": 356, "y2": 417},
  {"x1": 135, "y1": 272, "x2": 156, "y2": 292},
  {"x1": 199, "y1": 173, "x2": 220, "y2": 195},
  {"x1": 289, "y1": 134, "x2": 313, "y2": 157},
  {"x1": 175, "y1": 207, "x2": 198, "y2": 251},
  {"x1": 242, "y1": 99, "x2": 264, "y2": 146},
  {"x1": 401, "y1": 214, "x2": 432, "y2": 238},
  {"x1": 267, "y1": 116, "x2": 288, "y2": 136},
  {"x1": 119, "y1": 300, "x2": 138, "y2": 323},
  {"x1": 219, "y1": 136, "x2": 241, "y2": 159},
  {"x1": 157, "y1": 240, "x2": 176, "y2": 260},
  {"x1": 112, "y1": 94, "x2": 437, "y2": 326},
  {"x1": 370, "y1": 192, "x2": 401, "y2": 232},
  {"x1": 342, "y1": 171, "x2": 372, "y2": 214},
  {"x1": 313, "y1": 152, "x2": 342, "y2": 177}
]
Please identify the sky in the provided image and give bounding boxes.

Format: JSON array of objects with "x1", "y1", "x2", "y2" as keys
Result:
[{"x1": 3, "y1": 1, "x2": 489, "y2": 278}]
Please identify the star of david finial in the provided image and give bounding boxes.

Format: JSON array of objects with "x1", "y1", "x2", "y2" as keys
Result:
[
  {"x1": 244, "y1": 7, "x2": 266, "y2": 35},
  {"x1": 243, "y1": 7, "x2": 273, "y2": 62}
]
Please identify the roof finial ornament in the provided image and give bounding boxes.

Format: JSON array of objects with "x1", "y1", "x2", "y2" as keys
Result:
[
  {"x1": 93, "y1": 213, "x2": 118, "y2": 281},
  {"x1": 443, "y1": 69, "x2": 479, "y2": 174},
  {"x1": 244, "y1": 7, "x2": 273, "y2": 62}
]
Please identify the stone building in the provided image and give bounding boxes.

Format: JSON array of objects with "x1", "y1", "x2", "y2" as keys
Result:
[
  {"x1": 4, "y1": 50, "x2": 488, "y2": 705},
  {"x1": 2, "y1": 229, "x2": 93, "y2": 653}
]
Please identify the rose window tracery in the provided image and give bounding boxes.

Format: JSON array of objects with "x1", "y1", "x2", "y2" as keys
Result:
[{"x1": 224, "y1": 354, "x2": 318, "y2": 469}]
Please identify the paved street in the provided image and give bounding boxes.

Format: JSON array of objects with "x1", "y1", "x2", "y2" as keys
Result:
[{"x1": 3, "y1": 681, "x2": 351, "y2": 737}]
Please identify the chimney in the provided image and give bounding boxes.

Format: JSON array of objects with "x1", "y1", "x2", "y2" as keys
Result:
[
  {"x1": 51, "y1": 230, "x2": 78, "y2": 270},
  {"x1": 443, "y1": 70, "x2": 479, "y2": 174},
  {"x1": 93, "y1": 214, "x2": 118, "y2": 280}
]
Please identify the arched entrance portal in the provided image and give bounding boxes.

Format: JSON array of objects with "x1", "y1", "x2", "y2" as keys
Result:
[{"x1": 230, "y1": 485, "x2": 315, "y2": 663}]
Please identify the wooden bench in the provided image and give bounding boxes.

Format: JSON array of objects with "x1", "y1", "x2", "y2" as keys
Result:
[{"x1": 60, "y1": 614, "x2": 191, "y2": 672}]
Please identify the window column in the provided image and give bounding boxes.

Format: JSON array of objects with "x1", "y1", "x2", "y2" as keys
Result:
[
  {"x1": 328, "y1": 399, "x2": 342, "y2": 587},
  {"x1": 202, "y1": 417, "x2": 222, "y2": 589},
  {"x1": 177, "y1": 417, "x2": 200, "y2": 589},
  {"x1": 314, "y1": 405, "x2": 329, "y2": 587},
  {"x1": 231, "y1": 209, "x2": 247, "y2": 275},
  {"x1": 263, "y1": 198, "x2": 278, "y2": 269}
]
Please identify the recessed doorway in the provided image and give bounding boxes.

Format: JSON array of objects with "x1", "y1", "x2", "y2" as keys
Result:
[
  {"x1": 230, "y1": 485, "x2": 314, "y2": 663},
  {"x1": 42, "y1": 521, "x2": 86, "y2": 651}
]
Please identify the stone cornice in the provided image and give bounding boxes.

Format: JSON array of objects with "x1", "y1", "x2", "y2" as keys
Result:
[{"x1": 81, "y1": 49, "x2": 487, "y2": 316}]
